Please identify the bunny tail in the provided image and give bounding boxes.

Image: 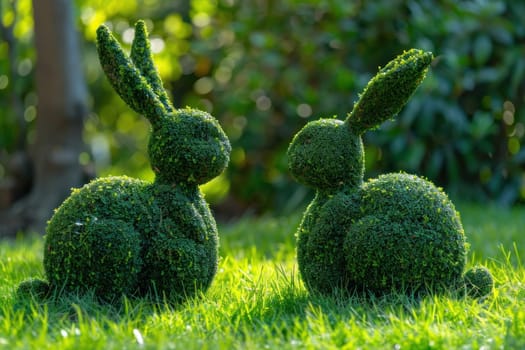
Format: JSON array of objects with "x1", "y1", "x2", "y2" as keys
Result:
[
  {"x1": 346, "y1": 49, "x2": 433, "y2": 134},
  {"x1": 96, "y1": 24, "x2": 166, "y2": 127},
  {"x1": 131, "y1": 20, "x2": 175, "y2": 113}
]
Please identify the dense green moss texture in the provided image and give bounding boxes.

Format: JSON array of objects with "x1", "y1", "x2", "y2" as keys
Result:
[
  {"x1": 288, "y1": 49, "x2": 493, "y2": 298},
  {"x1": 20, "y1": 20, "x2": 231, "y2": 302}
]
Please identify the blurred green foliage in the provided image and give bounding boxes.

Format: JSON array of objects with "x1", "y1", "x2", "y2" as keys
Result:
[
  {"x1": 1, "y1": 0, "x2": 525, "y2": 215},
  {"x1": 0, "y1": 0, "x2": 35, "y2": 152}
]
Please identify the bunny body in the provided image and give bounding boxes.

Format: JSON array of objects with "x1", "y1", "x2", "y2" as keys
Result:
[
  {"x1": 45, "y1": 175, "x2": 219, "y2": 301},
  {"x1": 23, "y1": 21, "x2": 231, "y2": 302},
  {"x1": 295, "y1": 173, "x2": 466, "y2": 295},
  {"x1": 288, "y1": 50, "x2": 492, "y2": 297}
]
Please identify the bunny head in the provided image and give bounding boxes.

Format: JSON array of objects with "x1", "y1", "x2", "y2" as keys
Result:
[
  {"x1": 147, "y1": 108, "x2": 231, "y2": 185},
  {"x1": 97, "y1": 21, "x2": 231, "y2": 186},
  {"x1": 288, "y1": 49, "x2": 432, "y2": 193},
  {"x1": 287, "y1": 118, "x2": 365, "y2": 193}
]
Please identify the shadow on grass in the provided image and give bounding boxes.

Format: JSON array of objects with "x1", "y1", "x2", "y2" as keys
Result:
[
  {"x1": 11, "y1": 281, "x2": 203, "y2": 326},
  {"x1": 225, "y1": 264, "x2": 433, "y2": 343}
]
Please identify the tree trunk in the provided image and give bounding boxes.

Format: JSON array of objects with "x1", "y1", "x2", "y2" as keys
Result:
[{"x1": 0, "y1": 0, "x2": 88, "y2": 237}]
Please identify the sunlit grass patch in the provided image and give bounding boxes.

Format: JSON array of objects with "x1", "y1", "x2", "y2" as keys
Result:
[{"x1": 0, "y1": 204, "x2": 524, "y2": 349}]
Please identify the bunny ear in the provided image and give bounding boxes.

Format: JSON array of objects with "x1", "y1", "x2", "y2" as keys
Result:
[
  {"x1": 346, "y1": 49, "x2": 433, "y2": 134},
  {"x1": 96, "y1": 24, "x2": 166, "y2": 127},
  {"x1": 130, "y1": 20, "x2": 174, "y2": 113}
]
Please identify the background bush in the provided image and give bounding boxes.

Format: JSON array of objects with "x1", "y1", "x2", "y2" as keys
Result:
[{"x1": 2, "y1": 0, "x2": 525, "y2": 217}]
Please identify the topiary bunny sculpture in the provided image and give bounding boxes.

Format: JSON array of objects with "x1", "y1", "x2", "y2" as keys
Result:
[
  {"x1": 18, "y1": 20, "x2": 231, "y2": 303},
  {"x1": 287, "y1": 49, "x2": 493, "y2": 298}
]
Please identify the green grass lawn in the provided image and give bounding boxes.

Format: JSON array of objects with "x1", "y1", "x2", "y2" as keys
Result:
[{"x1": 0, "y1": 203, "x2": 524, "y2": 349}]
